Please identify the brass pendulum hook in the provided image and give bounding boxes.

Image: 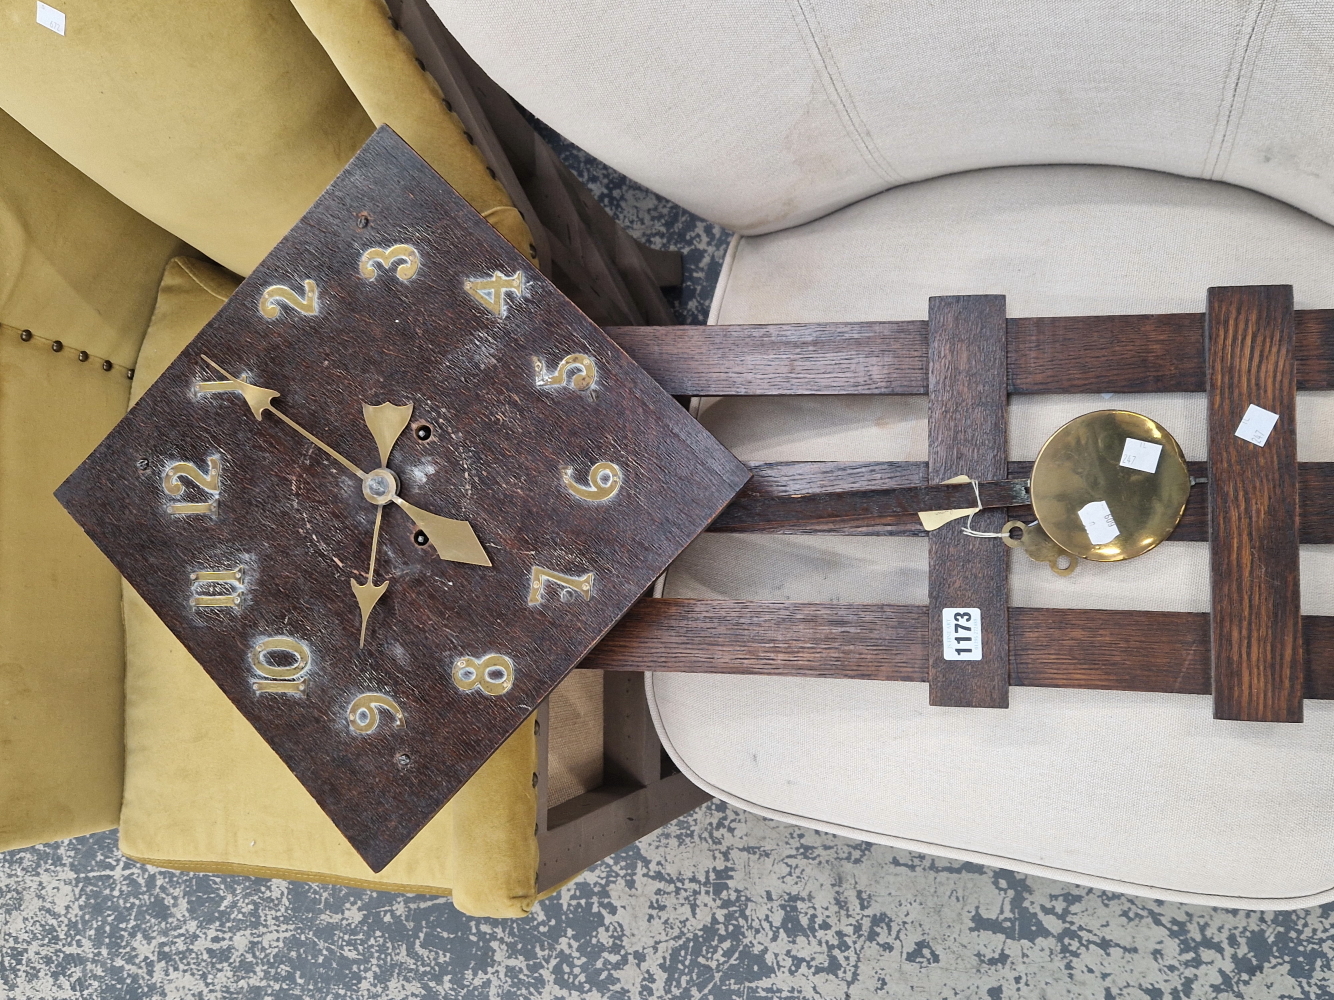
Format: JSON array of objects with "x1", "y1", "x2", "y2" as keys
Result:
[
  {"x1": 362, "y1": 402, "x2": 414, "y2": 466},
  {"x1": 351, "y1": 505, "x2": 389, "y2": 648}
]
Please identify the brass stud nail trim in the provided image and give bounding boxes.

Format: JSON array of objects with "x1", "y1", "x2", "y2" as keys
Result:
[{"x1": 6, "y1": 322, "x2": 129, "y2": 373}]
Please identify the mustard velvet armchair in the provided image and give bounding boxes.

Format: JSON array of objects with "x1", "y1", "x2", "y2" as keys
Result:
[{"x1": 0, "y1": 0, "x2": 688, "y2": 917}]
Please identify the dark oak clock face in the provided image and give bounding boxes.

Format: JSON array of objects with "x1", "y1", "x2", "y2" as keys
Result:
[{"x1": 57, "y1": 127, "x2": 749, "y2": 871}]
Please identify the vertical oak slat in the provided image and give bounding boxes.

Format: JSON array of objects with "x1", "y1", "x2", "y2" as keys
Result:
[
  {"x1": 602, "y1": 673, "x2": 662, "y2": 787},
  {"x1": 1207, "y1": 285, "x2": 1303, "y2": 722},
  {"x1": 535, "y1": 701, "x2": 550, "y2": 835},
  {"x1": 927, "y1": 295, "x2": 1010, "y2": 708}
]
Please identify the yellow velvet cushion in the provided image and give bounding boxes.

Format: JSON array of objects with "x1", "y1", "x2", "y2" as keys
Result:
[
  {"x1": 0, "y1": 0, "x2": 371, "y2": 277},
  {"x1": 0, "y1": 0, "x2": 535, "y2": 276},
  {"x1": 0, "y1": 109, "x2": 184, "y2": 850},
  {"x1": 118, "y1": 258, "x2": 541, "y2": 916}
]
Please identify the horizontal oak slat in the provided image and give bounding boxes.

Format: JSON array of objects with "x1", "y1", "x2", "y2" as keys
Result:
[
  {"x1": 606, "y1": 322, "x2": 928, "y2": 395},
  {"x1": 1008, "y1": 608, "x2": 1209, "y2": 693},
  {"x1": 583, "y1": 600, "x2": 1334, "y2": 698},
  {"x1": 582, "y1": 600, "x2": 927, "y2": 681},
  {"x1": 713, "y1": 461, "x2": 1334, "y2": 542},
  {"x1": 606, "y1": 309, "x2": 1334, "y2": 395}
]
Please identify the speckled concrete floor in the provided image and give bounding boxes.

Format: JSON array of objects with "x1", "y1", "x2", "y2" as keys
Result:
[
  {"x1": 5, "y1": 125, "x2": 1334, "y2": 1000},
  {"x1": 6, "y1": 802, "x2": 1334, "y2": 998}
]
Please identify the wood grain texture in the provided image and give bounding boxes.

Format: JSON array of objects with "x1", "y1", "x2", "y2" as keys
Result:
[
  {"x1": 581, "y1": 600, "x2": 928, "y2": 680},
  {"x1": 605, "y1": 309, "x2": 1334, "y2": 395},
  {"x1": 1005, "y1": 313, "x2": 1206, "y2": 394},
  {"x1": 606, "y1": 322, "x2": 928, "y2": 395},
  {"x1": 54, "y1": 127, "x2": 750, "y2": 871},
  {"x1": 1008, "y1": 608, "x2": 1211, "y2": 693},
  {"x1": 587, "y1": 600, "x2": 1334, "y2": 701},
  {"x1": 927, "y1": 295, "x2": 1009, "y2": 708},
  {"x1": 1207, "y1": 285, "x2": 1302, "y2": 722}
]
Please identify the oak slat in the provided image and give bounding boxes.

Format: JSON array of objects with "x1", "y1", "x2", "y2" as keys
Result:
[
  {"x1": 927, "y1": 295, "x2": 1009, "y2": 708},
  {"x1": 585, "y1": 601, "x2": 1334, "y2": 700},
  {"x1": 581, "y1": 600, "x2": 927, "y2": 681},
  {"x1": 605, "y1": 309, "x2": 1334, "y2": 395},
  {"x1": 1207, "y1": 285, "x2": 1302, "y2": 722},
  {"x1": 606, "y1": 322, "x2": 927, "y2": 395}
]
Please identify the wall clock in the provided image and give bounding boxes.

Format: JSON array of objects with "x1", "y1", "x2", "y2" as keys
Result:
[{"x1": 57, "y1": 127, "x2": 749, "y2": 871}]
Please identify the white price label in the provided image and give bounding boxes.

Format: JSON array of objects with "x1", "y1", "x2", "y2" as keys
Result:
[
  {"x1": 1119, "y1": 438, "x2": 1162, "y2": 473},
  {"x1": 36, "y1": 2, "x2": 64, "y2": 34},
  {"x1": 942, "y1": 608, "x2": 981, "y2": 660},
  {"x1": 1078, "y1": 500, "x2": 1120, "y2": 545},
  {"x1": 1235, "y1": 404, "x2": 1279, "y2": 447}
]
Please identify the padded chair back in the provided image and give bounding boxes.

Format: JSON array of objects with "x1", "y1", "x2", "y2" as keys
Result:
[{"x1": 431, "y1": 1, "x2": 1334, "y2": 233}]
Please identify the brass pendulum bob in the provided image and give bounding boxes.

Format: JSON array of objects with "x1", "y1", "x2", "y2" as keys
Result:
[{"x1": 1008, "y1": 409, "x2": 1192, "y2": 575}]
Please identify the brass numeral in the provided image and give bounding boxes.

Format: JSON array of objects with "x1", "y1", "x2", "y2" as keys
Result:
[
  {"x1": 528, "y1": 566, "x2": 594, "y2": 605},
  {"x1": 164, "y1": 457, "x2": 221, "y2": 515},
  {"x1": 562, "y1": 462, "x2": 621, "y2": 502},
  {"x1": 190, "y1": 567, "x2": 245, "y2": 608},
  {"x1": 348, "y1": 693, "x2": 405, "y2": 734},
  {"x1": 453, "y1": 654, "x2": 515, "y2": 696},
  {"x1": 465, "y1": 270, "x2": 524, "y2": 316},
  {"x1": 533, "y1": 353, "x2": 597, "y2": 391},
  {"x1": 249, "y1": 636, "x2": 311, "y2": 694},
  {"x1": 195, "y1": 379, "x2": 238, "y2": 396},
  {"x1": 259, "y1": 280, "x2": 319, "y2": 318},
  {"x1": 359, "y1": 244, "x2": 420, "y2": 281}
]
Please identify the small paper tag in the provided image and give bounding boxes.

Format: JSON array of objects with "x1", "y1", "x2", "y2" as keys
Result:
[
  {"x1": 36, "y1": 2, "x2": 65, "y2": 34},
  {"x1": 1235, "y1": 404, "x2": 1279, "y2": 447},
  {"x1": 942, "y1": 608, "x2": 981, "y2": 660},
  {"x1": 917, "y1": 474, "x2": 979, "y2": 531},
  {"x1": 1119, "y1": 438, "x2": 1162, "y2": 474},
  {"x1": 1078, "y1": 500, "x2": 1119, "y2": 545}
]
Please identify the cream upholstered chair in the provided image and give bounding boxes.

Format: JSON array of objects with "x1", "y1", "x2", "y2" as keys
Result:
[{"x1": 433, "y1": 1, "x2": 1334, "y2": 907}]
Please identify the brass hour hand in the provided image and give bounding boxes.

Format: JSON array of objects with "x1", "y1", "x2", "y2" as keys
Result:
[
  {"x1": 394, "y1": 497, "x2": 491, "y2": 567},
  {"x1": 361, "y1": 398, "x2": 490, "y2": 567}
]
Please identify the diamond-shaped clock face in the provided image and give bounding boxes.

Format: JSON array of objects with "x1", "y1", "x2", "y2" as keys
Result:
[{"x1": 57, "y1": 127, "x2": 748, "y2": 871}]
